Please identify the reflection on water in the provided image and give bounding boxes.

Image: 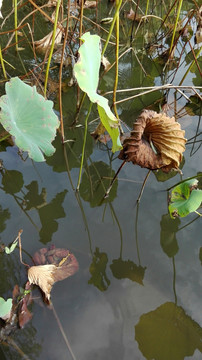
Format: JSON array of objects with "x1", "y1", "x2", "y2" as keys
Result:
[{"x1": 0, "y1": 0, "x2": 202, "y2": 359}]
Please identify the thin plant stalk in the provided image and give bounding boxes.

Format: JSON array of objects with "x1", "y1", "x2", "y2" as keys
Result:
[
  {"x1": 169, "y1": 0, "x2": 183, "y2": 57},
  {"x1": 113, "y1": 0, "x2": 121, "y2": 119},
  {"x1": 145, "y1": 0, "x2": 150, "y2": 16},
  {"x1": 59, "y1": 0, "x2": 71, "y2": 143},
  {"x1": 104, "y1": 160, "x2": 126, "y2": 198},
  {"x1": 101, "y1": 0, "x2": 123, "y2": 57},
  {"x1": 0, "y1": 45, "x2": 7, "y2": 79},
  {"x1": 179, "y1": 46, "x2": 202, "y2": 85},
  {"x1": 76, "y1": 101, "x2": 93, "y2": 190},
  {"x1": 44, "y1": 0, "x2": 61, "y2": 97},
  {"x1": 14, "y1": 0, "x2": 18, "y2": 50},
  {"x1": 136, "y1": 170, "x2": 151, "y2": 203},
  {"x1": 79, "y1": 0, "x2": 84, "y2": 45}
]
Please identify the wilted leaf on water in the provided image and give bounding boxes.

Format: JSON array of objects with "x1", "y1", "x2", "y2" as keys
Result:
[
  {"x1": 29, "y1": 247, "x2": 79, "y2": 300},
  {"x1": 0, "y1": 77, "x2": 59, "y2": 162},
  {"x1": 34, "y1": 28, "x2": 62, "y2": 53},
  {"x1": 12, "y1": 283, "x2": 32, "y2": 329},
  {"x1": 0, "y1": 297, "x2": 12, "y2": 320},
  {"x1": 135, "y1": 302, "x2": 202, "y2": 360},
  {"x1": 169, "y1": 179, "x2": 202, "y2": 218},
  {"x1": 110, "y1": 258, "x2": 146, "y2": 285},
  {"x1": 119, "y1": 110, "x2": 186, "y2": 173},
  {"x1": 126, "y1": 8, "x2": 143, "y2": 22}
]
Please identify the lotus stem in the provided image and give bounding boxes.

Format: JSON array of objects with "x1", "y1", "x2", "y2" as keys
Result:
[
  {"x1": 77, "y1": 101, "x2": 93, "y2": 191},
  {"x1": 113, "y1": 0, "x2": 121, "y2": 119},
  {"x1": 145, "y1": 0, "x2": 150, "y2": 16},
  {"x1": 169, "y1": 0, "x2": 183, "y2": 57},
  {"x1": 14, "y1": 0, "x2": 18, "y2": 51},
  {"x1": 101, "y1": 0, "x2": 123, "y2": 57},
  {"x1": 179, "y1": 45, "x2": 202, "y2": 85},
  {"x1": 104, "y1": 160, "x2": 126, "y2": 199},
  {"x1": 44, "y1": 0, "x2": 61, "y2": 97},
  {"x1": 0, "y1": 46, "x2": 7, "y2": 79}
]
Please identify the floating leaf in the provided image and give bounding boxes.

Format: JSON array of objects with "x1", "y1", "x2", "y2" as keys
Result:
[
  {"x1": 29, "y1": 247, "x2": 79, "y2": 301},
  {"x1": 1, "y1": 170, "x2": 23, "y2": 194},
  {"x1": 119, "y1": 110, "x2": 186, "y2": 172},
  {"x1": 5, "y1": 241, "x2": 18, "y2": 254},
  {"x1": 169, "y1": 179, "x2": 202, "y2": 218},
  {"x1": 0, "y1": 77, "x2": 59, "y2": 162},
  {"x1": 73, "y1": 32, "x2": 121, "y2": 153},
  {"x1": 0, "y1": 297, "x2": 12, "y2": 320}
]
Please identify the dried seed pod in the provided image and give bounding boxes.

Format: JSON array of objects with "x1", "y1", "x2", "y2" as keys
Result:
[{"x1": 118, "y1": 110, "x2": 186, "y2": 173}]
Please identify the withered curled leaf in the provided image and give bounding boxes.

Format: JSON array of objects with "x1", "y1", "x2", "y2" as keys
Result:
[
  {"x1": 119, "y1": 110, "x2": 186, "y2": 173},
  {"x1": 28, "y1": 247, "x2": 79, "y2": 301},
  {"x1": 34, "y1": 28, "x2": 62, "y2": 53}
]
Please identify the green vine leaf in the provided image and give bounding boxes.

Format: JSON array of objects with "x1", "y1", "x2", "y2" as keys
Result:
[
  {"x1": 0, "y1": 77, "x2": 59, "y2": 162},
  {"x1": 73, "y1": 32, "x2": 122, "y2": 153},
  {"x1": 169, "y1": 179, "x2": 202, "y2": 218}
]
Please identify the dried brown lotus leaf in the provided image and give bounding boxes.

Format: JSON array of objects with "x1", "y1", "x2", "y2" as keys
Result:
[
  {"x1": 29, "y1": 248, "x2": 79, "y2": 301},
  {"x1": 28, "y1": 264, "x2": 56, "y2": 301},
  {"x1": 119, "y1": 110, "x2": 186, "y2": 172},
  {"x1": 34, "y1": 28, "x2": 62, "y2": 53}
]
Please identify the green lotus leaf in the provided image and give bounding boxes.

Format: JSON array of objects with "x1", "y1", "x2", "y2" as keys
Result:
[
  {"x1": 0, "y1": 297, "x2": 12, "y2": 319},
  {"x1": 169, "y1": 179, "x2": 202, "y2": 218},
  {"x1": 0, "y1": 77, "x2": 60, "y2": 162},
  {"x1": 74, "y1": 32, "x2": 122, "y2": 153}
]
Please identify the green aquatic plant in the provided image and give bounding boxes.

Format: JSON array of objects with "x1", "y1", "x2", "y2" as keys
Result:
[
  {"x1": 0, "y1": 296, "x2": 12, "y2": 320},
  {"x1": 169, "y1": 179, "x2": 202, "y2": 218},
  {"x1": 74, "y1": 32, "x2": 122, "y2": 153},
  {"x1": 0, "y1": 77, "x2": 59, "y2": 162}
]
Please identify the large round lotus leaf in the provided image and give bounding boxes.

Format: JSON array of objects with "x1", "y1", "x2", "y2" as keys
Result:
[
  {"x1": 0, "y1": 77, "x2": 59, "y2": 162},
  {"x1": 135, "y1": 302, "x2": 202, "y2": 360}
]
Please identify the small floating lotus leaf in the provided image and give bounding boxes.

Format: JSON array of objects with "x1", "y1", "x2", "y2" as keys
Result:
[
  {"x1": 0, "y1": 77, "x2": 59, "y2": 162},
  {"x1": 169, "y1": 179, "x2": 202, "y2": 218},
  {"x1": 0, "y1": 297, "x2": 12, "y2": 320},
  {"x1": 119, "y1": 110, "x2": 186, "y2": 172},
  {"x1": 29, "y1": 247, "x2": 79, "y2": 301}
]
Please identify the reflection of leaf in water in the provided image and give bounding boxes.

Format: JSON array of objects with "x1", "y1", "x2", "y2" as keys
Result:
[
  {"x1": 46, "y1": 130, "x2": 93, "y2": 172},
  {"x1": 80, "y1": 161, "x2": 118, "y2": 207},
  {"x1": 185, "y1": 95, "x2": 201, "y2": 116},
  {"x1": 38, "y1": 190, "x2": 67, "y2": 244},
  {"x1": 88, "y1": 247, "x2": 110, "y2": 291},
  {"x1": 110, "y1": 258, "x2": 146, "y2": 285},
  {"x1": 154, "y1": 157, "x2": 185, "y2": 182},
  {"x1": 160, "y1": 214, "x2": 180, "y2": 257},
  {"x1": 135, "y1": 302, "x2": 202, "y2": 360},
  {"x1": 24, "y1": 181, "x2": 47, "y2": 210},
  {"x1": 199, "y1": 247, "x2": 202, "y2": 265},
  {"x1": 0, "y1": 205, "x2": 10, "y2": 233},
  {"x1": 1, "y1": 170, "x2": 23, "y2": 194}
]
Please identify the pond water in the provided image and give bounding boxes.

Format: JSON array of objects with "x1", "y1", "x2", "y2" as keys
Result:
[{"x1": 0, "y1": 1, "x2": 202, "y2": 359}]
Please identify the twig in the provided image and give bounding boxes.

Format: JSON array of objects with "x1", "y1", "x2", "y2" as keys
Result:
[
  {"x1": 104, "y1": 160, "x2": 126, "y2": 198},
  {"x1": 136, "y1": 170, "x2": 151, "y2": 203}
]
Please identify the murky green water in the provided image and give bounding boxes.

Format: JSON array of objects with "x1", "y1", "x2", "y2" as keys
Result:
[{"x1": 0, "y1": 1, "x2": 201, "y2": 359}]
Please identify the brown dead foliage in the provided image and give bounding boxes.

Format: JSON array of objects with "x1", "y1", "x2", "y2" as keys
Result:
[
  {"x1": 28, "y1": 247, "x2": 79, "y2": 301},
  {"x1": 118, "y1": 110, "x2": 186, "y2": 173}
]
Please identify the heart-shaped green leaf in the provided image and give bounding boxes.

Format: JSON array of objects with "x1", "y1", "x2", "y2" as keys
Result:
[
  {"x1": 0, "y1": 297, "x2": 12, "y2": 319},
  {"x1": 74, "y1": 32, "x2": 122, "y2": 152},
  {"x1": 0, "y1": 77, "x2": 59, "y2": 162},
  {"x1": 169, "y1": 179, "x2": 202, "y2": 218}
]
